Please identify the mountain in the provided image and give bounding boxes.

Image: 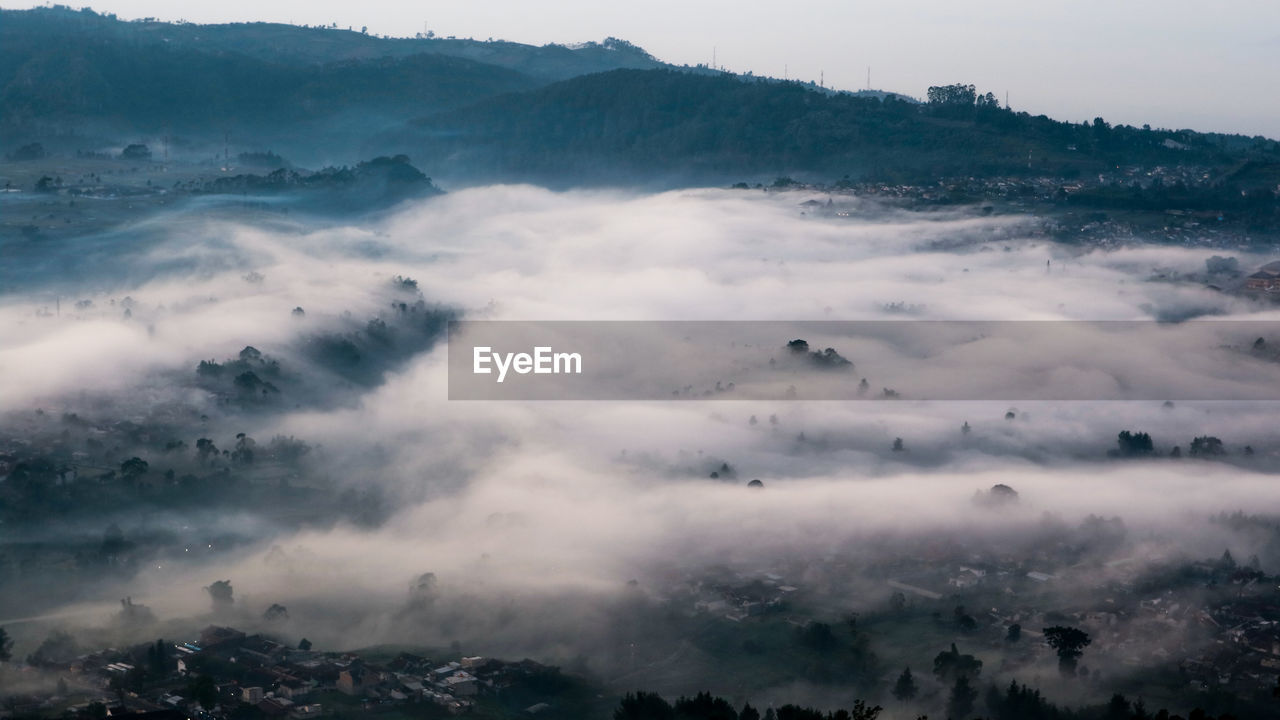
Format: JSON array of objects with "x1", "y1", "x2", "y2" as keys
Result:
[
  {"x1": 394, "y1": 69, "x2": 1280, "y2": 185},
  {"x1": 3, "y1": 6, "x2": 1279, "y2": 188},
  {"x1": 0, "y1": 6, "x2": 664, "y2": 79},
  {"x1": 0, "y1": 6, "x2": 664, "y2": 162}
]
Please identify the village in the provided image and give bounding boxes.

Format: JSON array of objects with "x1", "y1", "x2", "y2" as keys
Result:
[
  {"x1": 774, "y1": 160, "x2": 1278, "y2": 254},
  {"x1": 5, "y1": 627, "x2": 587, "y2": 720},
  {"x1": 656, "y1": 514, "x2": 1280, "y2": 710}
]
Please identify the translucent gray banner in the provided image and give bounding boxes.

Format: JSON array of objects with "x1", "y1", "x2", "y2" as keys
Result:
[{"x1": 446, "y1": 321, "x2": 1280, "y2": 401}]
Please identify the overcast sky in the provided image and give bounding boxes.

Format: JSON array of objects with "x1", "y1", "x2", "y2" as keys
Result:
[{"x1": 7, "y1": 1, "x2": 1279, "y2": 138}]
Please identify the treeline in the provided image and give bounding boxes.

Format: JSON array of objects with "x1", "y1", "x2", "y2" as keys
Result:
[
  {"x1": 406, "y1": 71, "x2": 1280, "y2": 184},
  {"x1": 193, "y1": 155, "x2": 443, "y2": 211},
  {"x1": 0, "y1": 5, "x2": 668, "y2": 139},
  {"x1": 1111, "y1": 430, "x2": 1252, "y2": 460},
  {"x1": 612, "y1": 687, "x2": 1247, "y2": 720},
  {"x1": 0, "y1": 37, "x2": 534, "y2": 133}
]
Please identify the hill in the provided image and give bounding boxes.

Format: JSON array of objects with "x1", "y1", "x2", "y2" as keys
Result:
[
  {"x1": 0, "y1": 6, "x2": 664, "y2": 78},
  {"x1": 0, "y1": 6, "x2": 664, "y2": 162},
  {"x1": 3, "y1": 6, "x2": 1280, "y2": 191},
  {"x1": 395, "y1": 69, "x2": 1280, "y2": 185}
]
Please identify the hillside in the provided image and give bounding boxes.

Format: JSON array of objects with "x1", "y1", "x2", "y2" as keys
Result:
[
  {"x1": 0, "y1": 6, "x2": 664, "y2": 78},
  {"x1": 0, "y1": 6, "x2": 664, "y2": 162},
  {"x1": 3, "y1": 6, "x2": 1280, "y2": 190},
  {"x1": 396, "y1": 69, "x2": 1280, "y2": 185}
]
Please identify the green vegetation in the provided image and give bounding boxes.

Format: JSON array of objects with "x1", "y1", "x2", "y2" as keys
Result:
[{"x1": 407, "y1": 71, "x2": 1280, "y2": 186}]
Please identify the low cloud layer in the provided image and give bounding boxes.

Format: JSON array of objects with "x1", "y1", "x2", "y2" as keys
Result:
[{"x1": 4, "y1": 186, "x2": 1279, "y2": 709}]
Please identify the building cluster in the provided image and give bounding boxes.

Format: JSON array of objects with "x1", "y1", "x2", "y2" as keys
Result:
[
  {"x1": 11, "y1": 626, "x2": 559, "y2": 719},
  {"x1": 685, "y1": 570, "x2": 799, "y2": 622},
  {"x1": 781, "y1": 164, "x2": 1271, "y2": 251},
  {"x1": 877, "y1": 544, "x2": 1280, "y2": 697}
]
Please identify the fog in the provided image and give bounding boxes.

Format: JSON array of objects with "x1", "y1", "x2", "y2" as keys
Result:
[{"x1": 4, "y1": 185, "x2": 1279, "y2": 713}]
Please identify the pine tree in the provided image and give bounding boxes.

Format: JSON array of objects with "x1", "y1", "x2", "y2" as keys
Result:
[
  {"x1": 892, "y1": 667, "x2": 917, "y2": 701},
  {"x1": 948, "y1": 675, "x2": 977, "y2": 719}
]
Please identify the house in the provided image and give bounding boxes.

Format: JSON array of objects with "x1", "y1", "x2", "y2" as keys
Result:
[
  {"x1": 398, "y1": 678, "x2": 425, "y2": 698},
  {"x1": 257, "y1": 697, "x2": 292, "y2": 717},
  {"x1": 239, "y1": 636, "x2": 286, "y2": 665},
  {"x1": 336, "y1": 667, "x2": 371, "y2": 695},
  {"x1": 1245, "y1": 262, "x2": 1280, "y2": 293},
  {"x1": 277, "y1": 683, "x2": 310, "y2": 700},
  {"x1": 459, "y1": 656, "x2": 486, "y2": 670},
  {"x1": 442, "y1": 673, "x2": 478, "y2": 696},
  {"x1": 431, "y1": 662, "x2": 461, "y2": 680},
  {"x1": 289, "y1": 703, "x2": 322, "y2": 719},
  {"x1": 200, "y1": 626, "x2": 245, "y2": 649},
  {"x1": 242, "y1": 687, "x2": 264, "y2": 704},
  {"x1": 888, "y1": 579, "x2": 943, "y2": 600}
]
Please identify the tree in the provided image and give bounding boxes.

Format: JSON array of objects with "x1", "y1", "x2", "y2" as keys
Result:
[
  {"x1": 615, "y1": 691, "x2": 674, "y2": 720},
  {"x1": 1042, "y1": 625, "x2": 1091, "y2": 675},
  {"x1": 1205, "y1": 256, "x2": 1239, "y2": 274},
  {"x1": 147, "y1": 638, "x2": 167, "y2": 674},
  {"x1": 195, "y1": 438, "x2": 219, "y2": 463},
  {"x1": 232, "y1": 433, "x2": 256, "y2": 465},
  {"x1": 673, "y1": 691, "x2": 738, "y2": 720},
  {"x1": 0, "y1": 626, "x2": 12, "y2": 661},
  {"x1": 947, "y1": 675, "x2": 977, "y2": 719},
  {"x1": 892, "y1": 437, "x2": 905, "y2": 452},
  {"x1": 205, "y1": 580, "x2": 234, "y2": 610},
  {"x1": 1115, "y1": 430, "x2": 1154, "y2": 457},
  {"x1": 30, "y1": 631, "x2": 79, "y2": 666},
  {"x1": 298, "y1": 638, "x2": 312, "y2": 651},
  {"x1": 1189, "y1": 436, "x2": 1225, "y2": 457},
  {"x1": 933, "y1": 643, "x2": 982, "y2": 682},
  {"x1": 797, "y1": 621, "x2": 838, "y2": 653},
  {"x1": 927, "y1": 83, "x2": 977, "y2": 107},
  {"x1": 845, "y1": 701, "x2": 881, "y2": 720},
  {"x1": 1218, "y1": 549, "x2": 1236, "y2": 571},
  {"x1": 1006, "y1": 623, "x2": 1021, "y2": 642},
  {"x1": 8, "y1": 142, "x2": 46, "y2": 161},
  {"x1": 892, "y1": 667, "x2": 917, "y2": 701},
  {"x1": 1105, "y1": 694, "x2": 1131, "y2": 720},
  {"x1": 120, "y1": 456, "x2": 149, "y2": 479},
  {"x1": 187, "y1": 674, "x2": 217, "y2": 709}
]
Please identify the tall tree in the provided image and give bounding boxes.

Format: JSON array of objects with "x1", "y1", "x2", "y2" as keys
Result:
[
  {"x1": 948, "y1": 675, "x2": 977, "y2": 719},
  {"x1": 1042, "y1": 626, "x2": 1091, "y2": 675},
  {"x1": 892, "y1": 667, "x2": 917, "y2": 701}
]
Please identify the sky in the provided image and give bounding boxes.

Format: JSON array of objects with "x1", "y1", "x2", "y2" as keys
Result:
[{"x1": 5, "y1": 1, "x2": 1278, "y2": 138}]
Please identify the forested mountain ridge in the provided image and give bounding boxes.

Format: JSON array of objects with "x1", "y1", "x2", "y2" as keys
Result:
[
  {"x1": 0, "y1": 5, "x2": 662, "y2": 159},
  {"x1": 3, "y1": 5, "x2": 1280, "y2": 189},
  {"x1": 0, "y1": 5, "x2": 663, "y2": 79},
  {"x1": 395, "y1": 69, "x2": 1280, "y2": 185}
]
